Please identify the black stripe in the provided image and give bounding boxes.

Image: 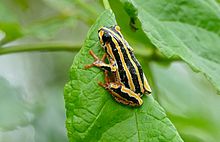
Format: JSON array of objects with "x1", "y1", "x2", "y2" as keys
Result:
[
  {"x1": 112, "y1": 86, "x2": 139, "y2": 104},
  {"x1": 114, "y1": 37, "x2": 141, "y2": 93},
  {"x1": 101, "y1": 65, "x2": 111, "y2": 72},
  {"x1": 111, "y1": 26, "x2": 123, "y2": 38},
  {"x1": 130, "y1": 50, "x2": 144, "y2": 91},
  {"x1": 109, "y1": 41, "x2": 129, "y2": 88}
]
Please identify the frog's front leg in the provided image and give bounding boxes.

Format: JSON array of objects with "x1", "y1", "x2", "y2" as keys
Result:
[
  {"x1": 85, "y1": 50, "x2": 117, "y2": 72},
  {"x1": 99, "y1": 71, "x2": 143, "y2": 107}
]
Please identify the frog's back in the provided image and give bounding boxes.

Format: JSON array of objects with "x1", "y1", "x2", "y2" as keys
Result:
[
  {"x1": 110, "y1": 36, "x2": 145, "y2": 95},
  {"x1": 99, "y1": 25, "x2": 151, "y2": 95}
]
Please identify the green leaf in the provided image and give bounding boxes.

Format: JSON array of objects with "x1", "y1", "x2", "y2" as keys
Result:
[
  {"x1": 0, "y1": 77, "x2": 29, "y2": 130},
  {"x1": 121, "y1": 0, "x2": 220, "y2": 93},
  {"x1": 64, "y1": 10, "x2": 183, "y2": 142},
  {"x1": 151, "y1": 62, "x2": 220, "y2": 142},
  {"x1": 0, "y1": 22, "x2": 23, "y2": 43},
  {"x1": 109, "y1": 0, "x2": 155, "y2": 51},
  {"x1": 0, "y1": 1, "x2": 23, "y2": 43}
]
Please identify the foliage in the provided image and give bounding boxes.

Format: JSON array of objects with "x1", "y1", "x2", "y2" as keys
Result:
[
  {"x1": 64, "y1": 10, "x2": 182, "y2": 142},
  {"x1": 0, "y1": 0, "x2": 220, "y2": 142},
  {"x1": 123, "y1": 0, "x2": 220, "y2": 94}
]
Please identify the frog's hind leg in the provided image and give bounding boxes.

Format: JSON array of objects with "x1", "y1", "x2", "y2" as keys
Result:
[
  {"x1": 98, "y1": 70, "x2": 110, "y2": 88},
  {"x1": 100, "y1": 82, "x2": 143, "y2": 107},
  {"x1": 143, "y1": 74, "x2": 152, "y2": 94},
  {"x1": 114, "y1": 97, "x2": 133, "y2": 106}
]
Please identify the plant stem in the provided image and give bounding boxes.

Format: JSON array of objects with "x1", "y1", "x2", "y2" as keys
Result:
[
  {"x1": 0, "y1": 42, "x2": 180, "y2": 63},
  {"x1": 103, "y1": 0, "x2": 111, "y2": 10},
  {"x1": 0, "y1": 43, "x2": 81, "y2": 55}
]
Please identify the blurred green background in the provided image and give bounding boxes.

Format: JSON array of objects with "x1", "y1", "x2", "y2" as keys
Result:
[{"x1": 0, "y1": 0, "x2": 220, "y2": 142}]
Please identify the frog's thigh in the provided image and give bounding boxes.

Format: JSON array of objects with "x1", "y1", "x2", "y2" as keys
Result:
[{"x1": 107, "y1": 83, "x2": 143, "y2": 106}]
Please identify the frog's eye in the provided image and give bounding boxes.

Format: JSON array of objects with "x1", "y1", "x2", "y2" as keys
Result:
[
  {"x1": 115, "y1": 25, "x2": 120, "y2": 31},
  {"x1": 102, "y1": 33, "x2": 111, "y2": 44}
]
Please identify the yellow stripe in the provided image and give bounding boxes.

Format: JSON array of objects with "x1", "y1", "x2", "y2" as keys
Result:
[
  {"x1": 143, "y1": 74, "x2": 152, "y2": 93},
  {"x1": 110, "y1": 84, "x2": 142, "y2": 105},
  {"x1": 105, "y1": 28, "x2": 144, "y2": 93},
  {"x1": 121, "y1": 86, "x2": 142, "y2": 105},
  {"x1": 98, "y1": 30, "x2": 104, "y2": 44},
  {"x1": 106, "y1": 44, "x2": 121, "y2": 82},
  {"x1": 111, "y1": 37, "x2": 135, "y2": 91},
  {"x1": 106, "y1": 44, "x2": 114, "y2": 59},
  {"x1": 124, "y1": 44, "x2": 144, "y2": 93}
]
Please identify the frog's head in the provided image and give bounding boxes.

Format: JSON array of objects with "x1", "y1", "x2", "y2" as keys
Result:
[{"x1": 98, "y1": 25, "x2": 121, "y2": 47}]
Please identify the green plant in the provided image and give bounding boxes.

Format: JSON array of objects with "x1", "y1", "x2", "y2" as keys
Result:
[{"x1": 1, "y1": 0, "x2": 220, "y2": 142}]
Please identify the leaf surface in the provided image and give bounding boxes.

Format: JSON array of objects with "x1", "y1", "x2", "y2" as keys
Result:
[
  {"x1": 122, "y1": 0, "x2": 220, "y2": 93},
  {"x1": 0, "y1": 77, "x2": 28, "y2": 130},
  {"x1": 151, "y1": 62, "x2": 220, "y2": 141},
  {"x1": 64, "y1": 10, "x2": 183, "y2": 142}
]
